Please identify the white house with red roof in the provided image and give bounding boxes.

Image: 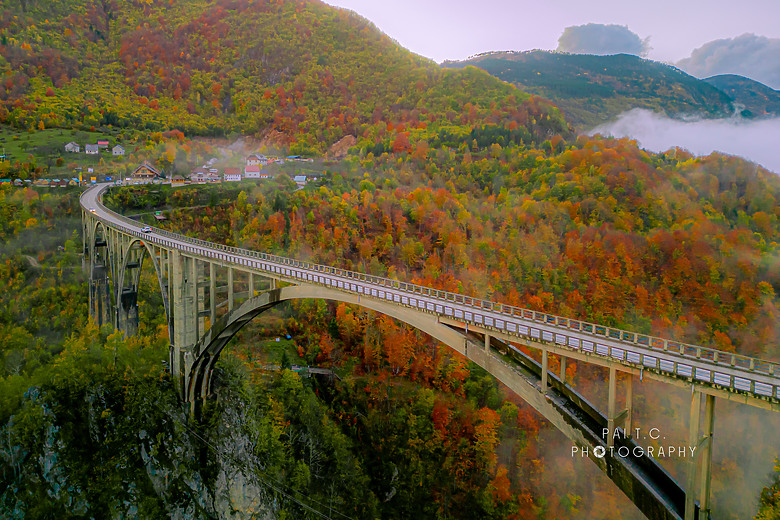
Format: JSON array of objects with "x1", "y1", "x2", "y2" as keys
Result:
[
  {"x1": 246, "y1": 153, "x2": 267, "y2": 166},
  {"x1": 244, "y1": 164, "x2": 262, "y2": 178},
  {"x1": 224, "y1": 167, "x2": 242, "y2": 182}
]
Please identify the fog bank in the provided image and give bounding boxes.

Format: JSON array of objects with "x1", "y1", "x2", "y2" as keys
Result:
[{"x1": 593, "y1": 109, "x2": 780, "y2": 174}]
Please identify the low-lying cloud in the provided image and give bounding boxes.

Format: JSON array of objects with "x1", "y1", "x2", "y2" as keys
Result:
[
  {"x1": 677, "y1": 33, "x2": 780, "y2": 89},
  {"x1": 592, "y1": 109, "x2": 780, "y2": 174},
  {"x1": 557, "y1": 23, "x2": 649, "y2": 56}
]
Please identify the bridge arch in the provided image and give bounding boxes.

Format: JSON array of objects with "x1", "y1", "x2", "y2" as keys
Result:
[
  {"x1": 115, "y1": 237, "x2": 172, "y2": 338},
  {"x1": 187, "y1": 284, "x2": 467, "y2": 408},
  {"x1": 86, "y1": 218, "x2": 116, "y2": 327}
]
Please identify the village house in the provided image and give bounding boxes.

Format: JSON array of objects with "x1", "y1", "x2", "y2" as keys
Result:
[
  {"x1": 85, "y1": 144, "x2": 99, "y2": 155},
  {"x1": 224, "y1": 167, "x2": 241, "y2": 182},
  {"x1": 244, "y1": 164, "x2": 261, "y2": 178},
  {"x1": 246, "y1": 153, "x2": 267, "y2": 166},
  {"x1": 170, "y1": 175, "x2": 187, "y2": 186},
  {"x1": 130, "y1": 161, "x2": 163, "y2": 184},
  {"x1": 64, "y1": 142, "x2": 80, "y2": 153},
  {"x1": 97, "y1": 139, "x2": 109, "y2": 149},
  {"x1": 188, "y1": 172, "x2": 207, "y2": 183},
  {"x1": 293, "y1": 175, "x2": 307, "y2": 187},
  {"x1": 112, "y1": 145, "x2": 125, "y2": 156}
]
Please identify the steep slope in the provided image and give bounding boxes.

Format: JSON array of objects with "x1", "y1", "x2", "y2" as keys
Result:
[
  {"x1": 0, "y1": 0, "x2": 569, "y2": 153},
  {"x1": 444, "y1": 51, "x2": 736, "y2": 129},
  {"x1": 704, "y1": 74, "x2": 780, "y2": 118}
]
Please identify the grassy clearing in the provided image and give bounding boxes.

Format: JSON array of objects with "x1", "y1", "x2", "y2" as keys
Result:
[{"x1": 0, "y1": 125, "x2": 143, "y2": 180}]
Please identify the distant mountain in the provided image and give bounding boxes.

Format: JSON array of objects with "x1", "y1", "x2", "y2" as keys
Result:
[
  {"x1": 444, "y1": 51, "x2": 736, "y2": 130},
  {"x1": 704, "y1": 74, "x2": 780, "y2": 118}
]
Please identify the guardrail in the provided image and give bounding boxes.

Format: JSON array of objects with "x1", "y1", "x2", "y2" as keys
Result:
[{"x1": 82, "y1": 185, "x2": 780, "y2": 402}]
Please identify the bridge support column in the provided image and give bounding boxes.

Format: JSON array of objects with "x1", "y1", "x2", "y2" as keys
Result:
[
  {"x1": 167, "y1": 251, "x2": 174, "y2": 322},
  {"x1": 118, "y1": 289, "x2": 139, "y2": 336},
  {"x1": 117, "y1": 245, "x2": 142, "y2": 336},
  {"x1": 172, "y1": 251, "x2": 197, "y2": 399},
  {"x1": 540, "y1": 350, "x2": 548, "y2": 395},
  {"x1": 625, "y1": 374, "x2": 633, "y2": 437},
  {"x1": 192, "y1": 259, "x2": 202, "y2": 340},
  {"x1": 249, "y1": 273, "x2": 255, "y2": 298},
  {"x1": 228, "y1": 267, "x2": 234, "y2": 312},
  {"x1": 209, "y1": 263, "x2": 216, "y2": 329},
  {"x1": 700, "y1": 395, "x2": 715, "y2": 519},
  {"x1": 484, "y1": 333, "x2": 490, "y2": 351},
  {"x1": 685, "y1": 391, "x2": 702, "y2": 520},
  {"x1": 89, "y1": 263, "x2": 111, "y2": 327},
  {"x1": 685, "y1": 392, "x2": 716, "y2": 520},
  {"x1": 608, "y1": 366, "x2": 617, "y2": 448},
  {"x1": 560, "y1": 355, "x2": 567, "y2": 383}
]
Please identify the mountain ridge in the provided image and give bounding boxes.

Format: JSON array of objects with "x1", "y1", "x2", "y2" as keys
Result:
[
  {"x1": 443, "y1": 50, "x2": 755, "y2": 130},
  {"x1": 0, "y1": 0, "x2": 569, "y2": 153},
  {"x1": 704, "y1": 74, "x2": 780, "y2": 118}
]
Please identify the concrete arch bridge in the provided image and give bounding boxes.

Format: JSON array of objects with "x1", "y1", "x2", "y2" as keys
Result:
[{"x1": 81, "y1": 184, "x2": 780, "y2": 520}]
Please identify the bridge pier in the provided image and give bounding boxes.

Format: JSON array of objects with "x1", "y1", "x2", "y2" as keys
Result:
[
  {"x1": 116, "y1": 245, "x2": 143, "y2": 336},
  {"x1": 228, "y1": 267, "x2": 234, "y2": 312},
  {"x1": 560, "y1": 355, "x2": 567, "y2": 383},
  {"x1": 686, "y1": 391, "x2": 716, "y2": 520},
  {"x1": 197, "y1": 262, "x2": 206, "y2": 338},
  {"x1": 89, "y1": 262, "x2": 112, "y2": 326},
  {"x1": 699, "y1": 394, "x2": 715, "y2": 519},
  {"x1": 605, "y1": 367, "x2": 634, "y2": 448},
  {"x1": 625, "y1": 373, "x2": 633, "y2": 437},
  {"x1": 209, "y1": 263, "x2": 217, "y2": 329},
  {"x1": 118, "y1": 289, "x2": 139, "y2": 336},
  {"x1": 172, "y1": 250, "x2": 198, "y2": 399},
  {"x1": 608, "y1": 366, "x2": 617, "y2": 448}
]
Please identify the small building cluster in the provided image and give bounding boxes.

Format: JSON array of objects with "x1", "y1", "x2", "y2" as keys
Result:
[
  {"x1": 65, "y1": 140, "x2": 125, "y2": 156},
  {"x1": 188, "y1": 166, "x2": 222, "y2": 184},
  {"x1": 1, "y1": 178, "x2": 81, "y2": 188},
  {"x1": 183, "y1": 153, "x2": 281, "y2": 184}
]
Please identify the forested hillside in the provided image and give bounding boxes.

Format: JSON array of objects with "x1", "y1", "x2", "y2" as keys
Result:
[
  {"x1": 704, "y1": 74, "x2": 780, "y2": 118},
  {"x1": 0, "y1": 0, "x2": 568, "y2": 153},
  {"x1": 445, "y1": 51, "x2": 737, "y2": 129}
]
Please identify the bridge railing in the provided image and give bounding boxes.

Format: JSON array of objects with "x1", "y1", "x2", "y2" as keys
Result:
[{"x1": 83, "y1": 185, "x2": 780, "y2": 401}]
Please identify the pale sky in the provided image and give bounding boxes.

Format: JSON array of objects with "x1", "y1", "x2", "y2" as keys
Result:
[{"x1": 322, "y1": 0, "x2": 780, "y2": 64}]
